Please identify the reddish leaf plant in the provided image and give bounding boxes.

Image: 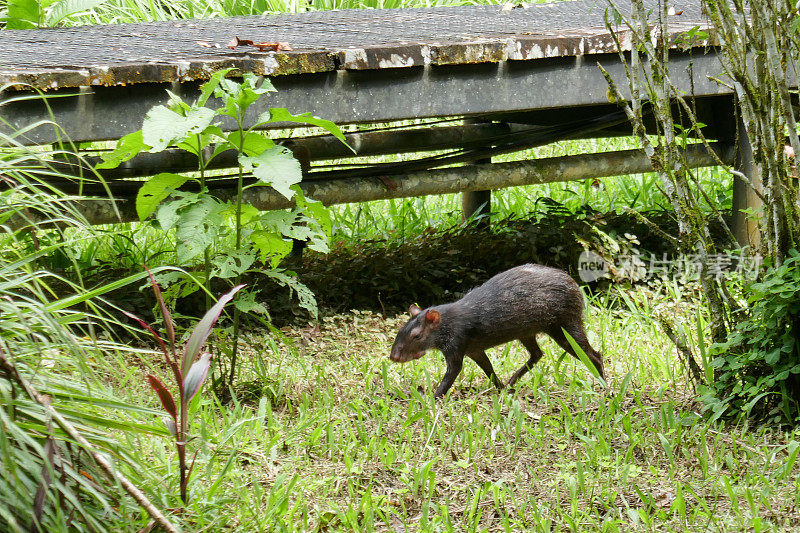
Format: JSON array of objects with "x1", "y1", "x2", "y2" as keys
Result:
[{"x1": 124, "y1": 269, "x2": 244, "y2": 504}]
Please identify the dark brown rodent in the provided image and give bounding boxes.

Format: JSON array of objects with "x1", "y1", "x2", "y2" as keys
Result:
[{"x1": 389, "y1": 264, "x2": 604, "y2": 397}]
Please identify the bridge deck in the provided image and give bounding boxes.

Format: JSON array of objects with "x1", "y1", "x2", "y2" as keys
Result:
[{"x1": 0, "y1": 0, "x2": 711, "y2": 90}]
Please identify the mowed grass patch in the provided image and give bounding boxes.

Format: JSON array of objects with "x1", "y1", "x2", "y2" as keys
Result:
[{"x1": 127, "y1": 291, "x2": 800, "y2": 531}]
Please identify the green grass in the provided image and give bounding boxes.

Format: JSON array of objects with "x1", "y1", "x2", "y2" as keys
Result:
[
  {"x1": 1, "y1": 0, "x2": 564, "y2": 27},
  {"x1": 104, "y1": 286, "x2": 799, "y2": 531},
  {"x1": 0, "y1": 125, "x2": 172, "y2": 531}
]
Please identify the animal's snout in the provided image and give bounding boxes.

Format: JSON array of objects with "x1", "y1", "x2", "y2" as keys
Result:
[
  {"x1": 389, "y1": 347, "x2": 403, "y2": 362},
  {"x1": 389, "y1": 350, "x2": 423, "y2": 363}
]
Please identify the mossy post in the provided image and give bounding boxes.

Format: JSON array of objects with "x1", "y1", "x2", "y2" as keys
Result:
[
  {"x1": 462, "y1": 117, "x2": 492, "y2": 227},
  {"x1": 730, "y1": 115, "x2": 762, "y2": 250},
  {"x1": 713, "y1": 98, "x2": 763, "y2": 249}
]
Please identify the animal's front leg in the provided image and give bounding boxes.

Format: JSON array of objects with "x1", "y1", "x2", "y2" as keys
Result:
[{"x1": 433, "y1": 354, "x2": 463, "y2": 398}]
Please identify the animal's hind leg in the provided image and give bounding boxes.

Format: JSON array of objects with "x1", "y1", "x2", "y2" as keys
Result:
[
  {"x1": 506, "y1": 337, "x2": 543, "y2": 388},
  {"x1": 467, "y1": 351, "x2": 504, "y2": 391},
  {"x1": 548, "y1": 325, "x2": 605, "y2": 379}
]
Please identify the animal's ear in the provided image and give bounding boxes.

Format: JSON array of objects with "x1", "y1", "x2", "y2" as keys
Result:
[
  {"x1": 409, "y1": 305, "x2": 422, "y2": 317},
  {"x1": 425, "y1": 309, "x2": 440, "y2": 326}
]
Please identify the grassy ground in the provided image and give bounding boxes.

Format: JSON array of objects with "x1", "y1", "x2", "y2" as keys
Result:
[
  {"x1": 117, "y1": 286, "x2": 800, "y2": 531},
  {"x1": 3, "y1": 132, "x2": 786, "y2": 531},
  {"x1": 2, "y1": 114, "x2": 792, "y2": 532}
]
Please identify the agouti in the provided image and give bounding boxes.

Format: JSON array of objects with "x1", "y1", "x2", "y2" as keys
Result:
[{"x1": 389, "y1": 264, "x2": 605, "y2": 397}]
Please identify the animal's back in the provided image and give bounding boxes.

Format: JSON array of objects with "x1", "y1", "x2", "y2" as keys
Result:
[{"x1": 458, "y1": 264, "x2": 584, "y2": 343}]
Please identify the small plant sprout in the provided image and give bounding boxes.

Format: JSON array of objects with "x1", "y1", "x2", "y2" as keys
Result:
[{"x1": 123, "y1": 268, "x2": 244, "y2": 504}]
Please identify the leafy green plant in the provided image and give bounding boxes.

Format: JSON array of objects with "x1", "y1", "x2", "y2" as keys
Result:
[
  {"x1": 0, "y1": 121, "x2": 177, "y2": 531},
  {"x1": 708, "y1": 249, "x2": 800, "y2": 423},
  {"x1": 101, "y1": 70, "x2": 349, "y2": 385},
  {"x1": 124, "y1": 270, "x2": 243, "y2": 504},
  {"x1": 2, "y1": 0, "x2": 108, "y2": 28}
]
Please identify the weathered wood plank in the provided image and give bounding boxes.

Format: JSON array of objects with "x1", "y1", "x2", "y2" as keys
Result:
[{"x1": 0, "y1": 1, "x2": 712, "y2": 90}]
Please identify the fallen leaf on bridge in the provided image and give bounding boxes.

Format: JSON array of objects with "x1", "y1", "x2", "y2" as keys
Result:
[{"x1": 228, "y1": 37, "x2": 293, "y2": 52}]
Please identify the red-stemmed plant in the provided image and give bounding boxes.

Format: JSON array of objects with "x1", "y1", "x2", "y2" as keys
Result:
[{"x1": 124, "y1": 269, "x2": 244, "y2": 504}]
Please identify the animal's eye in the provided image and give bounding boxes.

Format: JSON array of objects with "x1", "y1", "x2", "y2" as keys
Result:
[{"x1": 410, "y1": 332, "x2": 421, "y2": 340}]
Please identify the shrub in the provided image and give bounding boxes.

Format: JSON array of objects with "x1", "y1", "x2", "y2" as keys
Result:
[{"x1": 708, "y1": 250, "x2": 800, "y2": 423}]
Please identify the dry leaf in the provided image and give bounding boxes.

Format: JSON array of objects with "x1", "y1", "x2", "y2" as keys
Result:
[
  {"x1": 299, "y1": 324, "x2": 321, "y2": 346},
  {"x1": 253, "y1": 41, "x2": 293, "y2": 52},
  {"x1": 228, "y1": 36, "x2": 252, "y2": 49},
  {"x1": 653, "y1": 489, "x2": 676, "y2": 508},
  {"x1": 228, "y1": 37, "x2": 293, "y2": 52}
]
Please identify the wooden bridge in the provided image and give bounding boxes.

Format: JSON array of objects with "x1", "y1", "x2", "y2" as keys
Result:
[{"x1": 0, "y1": 0, "x2": 758, "y2": 244}]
